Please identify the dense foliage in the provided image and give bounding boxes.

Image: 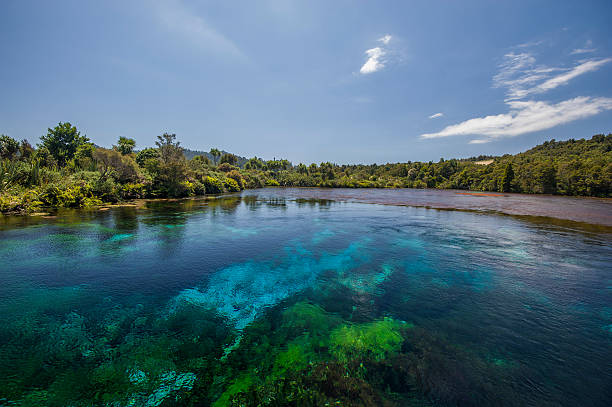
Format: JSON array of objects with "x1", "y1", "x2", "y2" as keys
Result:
[{"x1": 1, "y1": 123, "x2": 610, "y2": 213}]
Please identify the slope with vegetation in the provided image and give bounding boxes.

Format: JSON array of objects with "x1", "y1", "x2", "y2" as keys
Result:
[{"x1": 0, "y1": 123, "x2": 610, "y2": 214}]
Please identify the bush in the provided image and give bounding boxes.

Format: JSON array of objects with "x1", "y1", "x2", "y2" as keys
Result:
[
  {"x1": 203, "y1": 176, "x2": 224, "y2": 194},
  {"x1": 265, "y1": 178, "x2": 280, "y2": 187},
  {"x1": 217, "y1": 163, "x2": 235, "y2": 172},
  {"x1": 39, "y1": 183, "x2": 102, "y2": 208},
  {"x1": 121, "y1": 183, "x2": 147, "y2": 199},
  {"x1": 192, "y1": 180, "x2": 206, "y2": 195},
  {"x1": 224, "y1": 177, "x2": 241, "y2": 192},
  {"x1": 226, "y1": 170, "x2": 245, "y2": 189}
]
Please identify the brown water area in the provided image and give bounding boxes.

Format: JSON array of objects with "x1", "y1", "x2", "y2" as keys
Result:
[{"x1": 242, "y1": 188, "x2": 612, "y2": 230}]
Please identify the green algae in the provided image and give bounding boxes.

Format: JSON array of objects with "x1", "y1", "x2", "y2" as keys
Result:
[
  {"x1": 330, "y1": 318, "x2": 406, "y2": 363},
  {"x1": 212, "y1": 374, "x2": 255, "y2": 407}
]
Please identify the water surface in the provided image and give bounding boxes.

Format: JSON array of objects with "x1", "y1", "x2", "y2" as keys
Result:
[{"x1": 1, "y1": 188, "x2": 611, "y2": 406}]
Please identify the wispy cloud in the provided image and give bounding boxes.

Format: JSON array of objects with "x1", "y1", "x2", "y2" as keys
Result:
[
  {"x1": 422, "y1": 41, "x2": 612, "y2": 143},
  {"x1": 421, "y1": 97, "x2": 612, "y2": 141},
  {"x1": 428, "y1": 112, "x2": 444, "y2": 119},
  {"x1": 360, "y1": 34, "x2": 392, "y2": 75},
  {"x1": 493, "y1": 52, "x2": 610, "y2": 101},
  {"x1": 379, "y1": 34, "x2": 392, "y2": 45},
  {"x1": 571, "y1": 40, "x2": 596, "y2": 55},
  {"x1": 153, "y1": 0, "x2": 246, "y2": 60}
]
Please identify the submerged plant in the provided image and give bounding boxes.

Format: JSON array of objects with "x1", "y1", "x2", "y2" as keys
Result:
[{"x1": 330, "y1": 317, "x2": 407, "y2": 363}]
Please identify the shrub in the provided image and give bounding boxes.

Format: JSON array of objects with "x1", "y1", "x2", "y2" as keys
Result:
[
  {"x1": 203, "y1": 176, "x2": 224, "y2": 194},
  {"x1": 120, "y1": 183, "x2": 147, "y2": 199},
  {"x1": 217, "y1": 162, "x2": 235, "y2": 172},
  {"x1": 39, "y1": 183, "x2": 102, "y2": 208},
  {"x1": 224, "y1": 177, "x2": 241, "y2": 192},
  {"x1": 226, "y1": 170, "x2": 245, "y2": 189}
]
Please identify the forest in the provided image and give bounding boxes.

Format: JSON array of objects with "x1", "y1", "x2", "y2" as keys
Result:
[{"x1": 1, "y1": 122, "x2": 611, "y2": 213}]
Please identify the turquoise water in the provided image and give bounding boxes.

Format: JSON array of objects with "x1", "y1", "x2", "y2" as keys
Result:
[{"x1": 0, "y1": 189, "x2": 611, "y2": 406}]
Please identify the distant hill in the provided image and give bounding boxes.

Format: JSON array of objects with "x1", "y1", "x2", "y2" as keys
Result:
[{"x1": 182, "y1": 148, "x2": 249, "y2": 167}]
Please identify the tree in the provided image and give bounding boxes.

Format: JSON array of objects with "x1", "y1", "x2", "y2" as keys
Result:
[
  {"x1": 93, "y1": 148, "x2": 139, "y2": 183},
  {"x1": 0, "y1": 135, "x2": 19, "y2": 160},
  {"x1": 152, "y1": 133, "x2": 190, "y2": 197},
  {"x1": 19, "y1": 139, "x2": 34, "y2": 160},
  {"x1": 296, "y1": 163, "x2": 308, "y2": 174},
  {"x1": 74, "y1": 142, "x2": 96, "y2": 169},
  {"x1": 220, "y1": 153, "x2": 237, "y2": 166},
  {"x1": 245, "y1": 157, "x2": 263, "y2": 170},
  {"x1": 156, "y1": 133, "x2": 183, "y2": 164},
  {"x1": 39, "y1": 122, "x2": 89, "y2": 166},
  {"x1": 192, "y1": 155, "x2": 210, "y2": 166},
  {"x1": 210, "y1": 148, "x2": 221, "y2": 165},
  {"x1": 500, "y1": 162, "x2": 514, "y2": 192},
  {"x1": 115, "y1": 136, "x2": 136, "y2": 155},
  {"x1": 135, "y1": 148, "x2": 160, "y2": 167}
]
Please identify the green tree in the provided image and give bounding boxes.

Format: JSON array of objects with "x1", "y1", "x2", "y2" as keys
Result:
[
  {"x1": 93, "y1": 148, "x2": 140, "y2": 183},
  {"x1": 152, "y1": 133, "x2": 190, "y2": 197},
  {"x1": 74, "y1": 142, "x2": 96, "y2": 169},
  {"x1": 19, "y1": 139, "x2": 34, "y2": 160},
  {"x1": 156, "y1": 133, "x2": 183, "y2": 164},
  {"x1": 0, "y1": 135, "x2": 19, "y2": 160},
  {"x1": 115, "y1": 136, "x2": 136, "y2": 155},
  {"x1": 135, "y1": 148, "x2": 160, "y2": 167},
  {"x1": 220, "y1": 153, "x2": 237, "y2": 166},
  {"x1": 39, "y1": 122, "x2": 89, "y2": 166},
  {"x1": 245, "y1": 157, "x2": 264, "y2": 170},
  {"x1": 210, "y1": 148, "x2": 221, "y2": 165},
  {"x1": 500, "y1": 162, "x2": 514, "y2": 192}
]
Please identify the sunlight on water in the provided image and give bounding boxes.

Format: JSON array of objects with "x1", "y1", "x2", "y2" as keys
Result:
[{"x1": 0, "y1": 190, "x2": 611, "y2": 406}]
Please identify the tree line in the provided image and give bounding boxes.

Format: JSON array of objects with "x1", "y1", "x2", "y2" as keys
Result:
[{"x1": 0, "y1": 122, "x2": 610, "y2": 213}]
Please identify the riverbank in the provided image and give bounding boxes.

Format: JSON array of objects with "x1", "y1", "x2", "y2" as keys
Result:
[{"x1": 3, "y1": 188, "x2": 611, "y2": 233}]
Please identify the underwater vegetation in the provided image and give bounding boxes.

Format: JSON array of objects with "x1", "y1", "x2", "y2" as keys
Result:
[
  {"x1": 0, "y1": 195, "x2": 611, "y2": 406},
  {"x1": 0, "y1": 271, "x2": 522, "y2": 407}
]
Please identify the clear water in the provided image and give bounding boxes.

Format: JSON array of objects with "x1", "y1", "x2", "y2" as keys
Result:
[{"x1": 0, "y1": 189, "x2": 611, "y2": 406}]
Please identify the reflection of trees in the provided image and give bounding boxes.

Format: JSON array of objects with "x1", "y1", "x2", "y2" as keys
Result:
[
  {"x1": 111, "y1": 207, "x2": 139, "y2": 233},
  {"x1": 206, "y1": 196, "x2": 242, "y2": 216},
  {"x1": 295, "y1": 198, "x2": 333, "y2": 209},
  {"x1": 242, "y1": 195, "x2": 261, "y2": 211}
]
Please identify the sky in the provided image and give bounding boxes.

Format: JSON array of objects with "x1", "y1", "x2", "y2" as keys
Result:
[{"x1": 1, "y1": 0, "x2": 612, "y2": 164}]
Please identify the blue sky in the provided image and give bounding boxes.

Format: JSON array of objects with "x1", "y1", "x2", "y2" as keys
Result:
[{"x1": 1, "y1": 0, "x2": 612, "y2": 163}]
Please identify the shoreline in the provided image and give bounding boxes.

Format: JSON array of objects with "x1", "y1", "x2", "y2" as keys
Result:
[{"x1": 2, "y1": 187, "x2": 611, "y2": 232}]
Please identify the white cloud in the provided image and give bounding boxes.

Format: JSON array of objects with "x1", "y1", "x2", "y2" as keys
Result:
[
  {"x1": 468, "y1": 139, "x2": 491, "y2": 144},
  {"x1": 360, "y1": 47, "x2": 386, "y2": 74},
  {"x1": 379, "y1": 34, "x2": 392, "y2": 45},
  {"x1": 359, "y1": 34, "x2": 393, "y2": 75},
  {"x1": 428, "y1": 112, "x2": 444, "y2": 119},
  {"x1": 571, "y1": 40, "x2": 595, "y2": 55},
  {"x1": 153, "y1": 0, "x2": 245, "y2": 60},
  {"x1": 571, "y1": 48, "x2": 596, "y2": 55},
  {"x1": 531, "y1": 58, "x2": 611, "y2": 95},
  {"x1": 493, "y1": 52, "x2": 611, "y2": 101},
  {"x1": 421, "y1": 96, "x2": 612, "y2": 140}
]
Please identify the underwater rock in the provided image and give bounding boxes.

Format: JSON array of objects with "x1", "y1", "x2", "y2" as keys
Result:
[
  {"x1": 337, "y1": 263, "x2": 395, "y2": 294},
  {"x1": 47, "y1": 311, "x2": 94, "y2": 361},
  {"x1": 145, "y1": 372, "x2": 196, "y2": 407},
  {"x1": 122, "y1": 371, "x2": 196, "y2": 407},
  {"x1": 127, "y1": 369, "x2": 147, "y2": 385}
]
